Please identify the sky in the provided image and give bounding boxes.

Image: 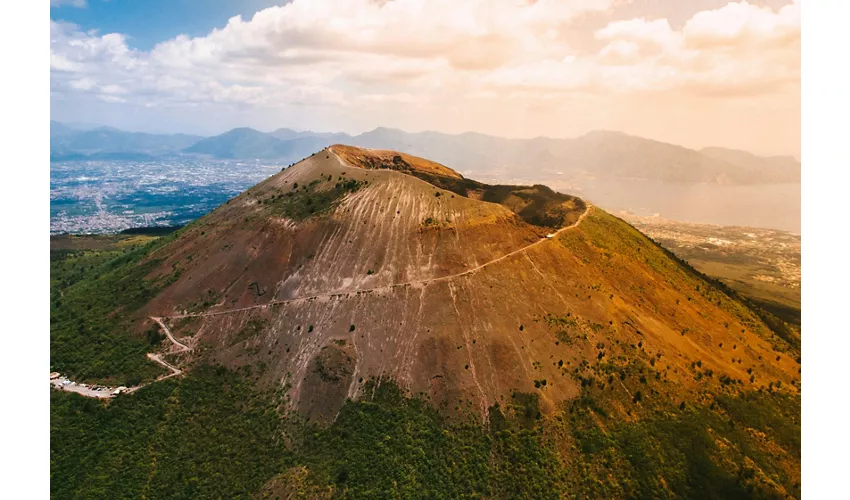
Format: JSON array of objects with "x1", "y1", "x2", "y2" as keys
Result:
[{"x1": 50, "y1": 0, "x2": 800, "y2": 157}]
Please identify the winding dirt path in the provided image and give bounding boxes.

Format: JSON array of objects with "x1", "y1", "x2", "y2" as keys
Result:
[
  {"x1": 151, "y1": 316, "x2": 191, "y2": 351},
  {"x1": 145, "y1": 353, "x2": 182, "y2": 379},
  {"x1": 160, "y1": 202, "x2": 592, "y2": 321},
  {"x1": 50, "y1": 318, "x2": 192, "y2": 399}
]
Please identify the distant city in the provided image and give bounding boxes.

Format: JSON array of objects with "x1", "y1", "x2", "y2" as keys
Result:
[{"x1": 50, "y1": 158, "x2": 283, "y2": 234}]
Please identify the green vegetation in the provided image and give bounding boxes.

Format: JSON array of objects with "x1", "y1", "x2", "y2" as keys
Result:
[
  {"x1": 562, "y1": 384, "x2": 800, "y2": 499},
  {"x1": 52, "y1": 370, "x2": 799, "y2": 498},
  {"x1": 51, "y1": 232, "x2": 162, "y2": 252},
  {"x1": 50, "y1": 231, "x2": 184, "y2": 385},
  {"x1": 748, "y1": 297, "x2": 800, "y2": 328},
  {"x1": 294, "y1": 383, "x2": 567, "y2": 498},
  {"x1": 51, "y1": 365, "x2": 288, "y2": 499},
  {"x1": 264, "y1": 177, "x2": 364, "y2": 220}
]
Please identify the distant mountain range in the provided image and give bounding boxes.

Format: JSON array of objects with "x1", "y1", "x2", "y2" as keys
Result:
[
  {"x1": 50, "y1": 121, "x2": 800, "y2": 185},
  {"x1": 50, "y1": 121, "x2": 203, "y2": 160},
  {"x1": 183, "y1": 127, "x2": 351, "y2": 161}
]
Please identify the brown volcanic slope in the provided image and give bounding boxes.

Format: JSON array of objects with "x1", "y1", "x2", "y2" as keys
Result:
[{"x1": 134, "y1": 145, "x2": 799, "y2": 422}]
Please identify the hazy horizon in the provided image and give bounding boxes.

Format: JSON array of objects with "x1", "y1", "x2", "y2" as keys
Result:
[{"x1": 50, "y1": 120, "x2": 801, "y2": 161}]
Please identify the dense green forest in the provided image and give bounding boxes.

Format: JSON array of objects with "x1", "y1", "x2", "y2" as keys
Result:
[
  {"x1": 51, "y1": 366, "x2": 287, "y2": 499},
  {"x1": 50, "y1": 232, "x2": 184, "y2": 385},
  {"x1": 52, "y1": 365, "x2": 799, "y2": 498}
]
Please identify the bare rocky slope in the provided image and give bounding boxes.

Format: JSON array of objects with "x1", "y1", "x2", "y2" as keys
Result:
[{"x1": 116, "y1": 145, "x2": 801, "y2": 425}]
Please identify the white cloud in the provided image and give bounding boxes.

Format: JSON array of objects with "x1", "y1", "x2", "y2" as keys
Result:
[
  {"x1": 49, "y1": 0, "x2": 615, "y2": 109},
  {"x1": 69, "y1": 77, "x2": 96, "y2": 90},
  {"x1": 99, "y1": 94, "x2": 127, "y2": 104},
  {"x1": 683, "y1": 0, "x2": 800, "y2": 48},
  {"x1": 588, "y1": 0, "x2": 800, "y2": 94},
  {"x1": 100, "y1": 84, "x2": 128, "y2": 95},
  {"x1": 50, "y1": 0, "x2": 799, "y2": 130}
]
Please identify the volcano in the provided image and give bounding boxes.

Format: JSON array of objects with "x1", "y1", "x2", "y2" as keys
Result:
[
  {"x1": 97, "y1": 145, "x2": 799, "y2": 424},
  {"x1": 51, "y1": 144, "x2": 802, "y2": 498}
]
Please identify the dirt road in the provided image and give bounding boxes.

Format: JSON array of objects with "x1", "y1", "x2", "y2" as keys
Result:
[
  {"x1": 50, "y1": 319, "x2": 192, "y2": 399},
  {"x1": 146, "y1": 353, "x2": 182, "y2": 379},
  {"x1": 151, "y1": 316, "x2": 191, "y2": 351},
  {"x1": 161, "y1": 201, "x2": 593, "y2": 321}
]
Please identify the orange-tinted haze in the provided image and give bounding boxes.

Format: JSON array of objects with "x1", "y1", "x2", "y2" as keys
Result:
[{"x1": 50, "y1": 0, "x2": 800, "y2": 157}]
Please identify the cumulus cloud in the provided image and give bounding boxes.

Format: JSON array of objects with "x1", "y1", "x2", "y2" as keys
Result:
[
  {"x1": 586, "y1": 0, "x2": 800, "y2": 95},
  {"x1": 50, "y1": 0, "x2": 799, "y2": 118},
  {"x1": 683, "y1": 0, "x2": 800, "y2": 48}
]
